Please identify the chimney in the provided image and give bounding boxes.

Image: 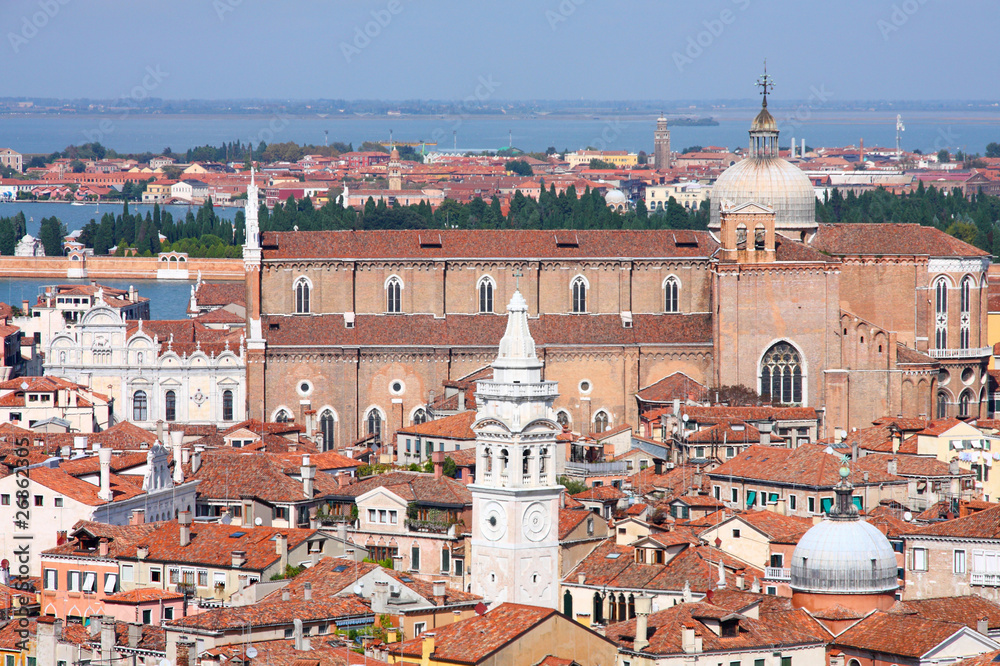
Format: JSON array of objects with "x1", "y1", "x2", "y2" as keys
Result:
[
  {"x1": 293, "y1": 618, "x2": 304, "y2": 650},
  {"x1": 192, "y1": 446, "x2": 203, "y2": 474},
  {"x1": 171, "y1": 430, "x2": 184, "y2": 485},
  {"x1": 692, "y1": 465, "x2": 702, "y2": 493},
  {"x1": 74, "y1": 435, "x2": 87, "y2": 451},
  {"x1": 634, "y1": 595, "x2": 652, "y2": 652},
  {"x1": 422, "y1": 633, "x2": 436, "y2": 662},
  {"x1": 681, "y1": 623, "x2": 698, "y2": 653},
  {"x1": 887, "y1": 458, "x2": 898, "y2": 476},
  {"x1": 458, "y1": 388, "x2": 466, "y2": 412},
  {"x1": 282, "y1": 588, "x2": 290, "y2": 601},
  {"x1": 950, "y1": 458, "x2": 960, "y2": 475},
  {"x1": 178, "y1": 511, "x2": 192, "y2": 547},
  {"x1": 304, "y1": 581, "x2": 312, "y2": 601},
  {"x1": 156, "y1": 419, "x2": 164, "y2": 444},
  {"x1": 176, "y1": 639, "x2": 196, "y2": 666},
  {"x1": 735, "y1": 573, "x2": 745, "y2": 590},
  {"x1": 759, "y1": 421, "x2": 772, "y2": 447},
  {"x1": 851, "y1": 442, "x2": 859, "y2": 462},
  {"x1": 231, "y1": 550, "x2": 246, "y2": 568},
  {"x1": 337, "y1": 522, "x2": 347, "y2": 543},
  {"x1": 802, "y1": 138, "x2": 805, "y2": 156},
  {"x1": 276, "y1": 533, "x2": 288, "y2": 570},
  {"x1": 100, "y1": 616, "x2": 115, "y2": 666},
  {"x1": 97, "y1": 447, "x2": 112, "y2": 501},
  {"x1": 301, "y1": 456, "x2": 316, "y2": 499},
  {"x1": 56, "y1": 530, "x2": 67, "y2": 545},
  {"x1": 978, "y1": 617, "x2": 989, "y2": 635},
  {"x1": 60, "y1": 445, "x2": 70, "y2": 459},
  {"x1": 127, "y1": 623, "x2": 141, "y2": 648},
  {"x1": 432, "y1": 450, "x2": 445, "y2": 479},
  {"x1": 99, "y1": 538, "x2": 110, "y2": 557},
  {"x1": 137, "y1": 545, "x2": 148, "y2": 560},
  {"x1": 37, "y1": 617, "x2": 61, "y2": 666},
  {"x1": 130, "y1": 509, "x2": 145, "y2": 525},
  {"x1": 181, "y1": 448, "x2": 190, "y2": 465},
  {"x1": 577, "y1": 573, "x2": 586, "y2": 585},
  {"x1": 433, "y1": 580, "x2": 447, "y2": 606}
]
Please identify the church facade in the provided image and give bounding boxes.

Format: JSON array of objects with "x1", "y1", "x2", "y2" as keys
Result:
[{"x1": 241, "y1": 100, "x2": 991, "y2": 446}]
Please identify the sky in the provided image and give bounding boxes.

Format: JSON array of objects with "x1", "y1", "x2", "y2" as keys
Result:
[{"x1": 2, "y1": 0, "x2": 997, "y2": 101}]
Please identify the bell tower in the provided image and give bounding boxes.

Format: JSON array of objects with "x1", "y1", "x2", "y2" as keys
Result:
[
  {"x1": 243, "y1": 167, "x2": 266, "y2": 421},
  {"x1": 470, "y1": 286, "x2": 563, "y2": 609},
  {"x1": 387, "y1": 148, "x2": 402, "y2": 191},
  {"x1": 654, "y1": 115, "x2": 671, "y2": 169}
]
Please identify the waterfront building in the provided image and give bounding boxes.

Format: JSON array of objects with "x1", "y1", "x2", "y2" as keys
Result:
[{"x1": 565, "y1": 149, "x2": 639, "y2": 169}]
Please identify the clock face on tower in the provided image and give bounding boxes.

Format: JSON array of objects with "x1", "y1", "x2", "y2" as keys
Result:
[
  {"x1": 522, "y1": 502, "x2": 551, "y2": 542},
  {"x1": 482, "y1": 501, "x2": 507, "y2": 541}
]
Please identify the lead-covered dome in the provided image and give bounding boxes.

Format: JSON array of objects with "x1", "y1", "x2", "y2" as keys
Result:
[{"x1": 790, "y1": 474, "x2": 898, "y2": 595}]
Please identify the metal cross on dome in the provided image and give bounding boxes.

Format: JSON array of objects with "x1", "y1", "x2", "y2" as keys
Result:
[
  {"x1": 756, "y1": 60, "x2": 774, "y2": 107},
  {"x1": 513, "y1": 267, "x2": 523, "y2": 290}
]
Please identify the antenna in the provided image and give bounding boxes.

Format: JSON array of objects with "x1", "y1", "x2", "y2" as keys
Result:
[
  {"x1": 755, "y1": 59, "x2": 774, "y2": 107},
  {"x1": 324, "y1": 130, "x2": 329, "y2": 147},
  {"x1": 895, "y1": 114, "x2": 905, "y2": 159},
  {"x1": 453, "y1": 130, "x2": 457, "y2": 150}
]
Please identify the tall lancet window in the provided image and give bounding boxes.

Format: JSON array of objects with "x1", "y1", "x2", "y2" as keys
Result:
[
  {"x1": 479, "y1": 277, "x2": 495, "y2": 314},
  {"x1": 571, "y1": 276, "x2": 587, "y2": 314},
  {"x1": 760, "y1": 342, "x2": 803, "y2": 405}
]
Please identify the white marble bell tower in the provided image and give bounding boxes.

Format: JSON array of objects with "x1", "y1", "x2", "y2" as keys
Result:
[{"x1": 470, "y1": 288, "x2": 563, "y2": 609}]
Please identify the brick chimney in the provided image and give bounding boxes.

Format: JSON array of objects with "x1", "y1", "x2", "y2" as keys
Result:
[
  {"x1": 56, "y1": 530, "x2": 67, "y2": 546},
  {"x1": 432, "y1": 450, "x2": 445, "y2": 479},
  {"x1": 127, "y1": 623, "x2": 141, "y2": 648},
  {"x1": 276, "y1": 533, "x2": 288, "y2": 570},
  {"x1": 433, "y1": 580, "x2": 447, "y2": 606},
  {"x1": 301, "y1": 455, "x2": 316, "y2": 498},
  {"x1": 303, "y1": 581, "x2": 312, "y2": 601},
  {"x1": 100, "y1": 616, "x2": 115, "y2": 666},
  {"x1": 231, "y1": 550, "x2": 246, "y2": 568},
  {"x1": 178, "y1": 511, "x2": 192, "y2": 547},
  {"x1": 634, "y1": 595, "x2": 652, "y2": 652},
  {"x1": 130, "y1": 509, "x2": 145, "y2": 525},
  {"x1": 98, "y1": 538, "x2": 110, "y2": 557}
]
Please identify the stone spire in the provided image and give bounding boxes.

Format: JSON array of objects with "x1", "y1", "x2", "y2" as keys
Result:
[
  {"x1": 491, "y1": 290, "x2": 543, "y2": 385},
  {"x1": 245, "y1": 167, "x2": 260, "y2": 251}
]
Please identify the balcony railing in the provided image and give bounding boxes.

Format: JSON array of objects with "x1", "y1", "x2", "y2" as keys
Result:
[
  {"x1": 928, "y1": 347, "x2": 991, "y2": 360},
  {"x1": 564, "y1": 461, "x2": 628, "y2": 476},
  {"x1": 970, "y1": 572, "x2": 1000, "y2": 587},
  {"x1": 764, "y1": 567, "x2": 791, "y2": 582}
]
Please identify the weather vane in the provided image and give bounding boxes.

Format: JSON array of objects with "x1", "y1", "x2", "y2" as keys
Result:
[{"x1": 756, "y1": 59, "x2": 774, "y2": 107}]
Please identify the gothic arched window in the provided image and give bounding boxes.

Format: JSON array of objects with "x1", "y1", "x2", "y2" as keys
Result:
[
  {"x1": 937, "y1": 392, "x2": 949, "y2": 419},
  {"x1": 386, "y1": 277, "x2": 402, "y2": 314},
  {"x1": 294, "y1": 277, "x2": 310, "y2": 314},
  {"x1": 936, "y1": 278, "x2": 948, "y2": 314},
  {"x1": 571, "y1": 276, "x2": 587, "y2": 314},
  {"x1": 664, "y1": 276, "x2": 679, "y2": 313},
  {"x1": 275, "y1": 409, "x2": 290, "y2": 423},
  {"x1": 320, "y1": 409, "x2": 335, "y2": 451},
  {"x1": 760, "y1": 342, "x2": 803, "y2": 405},
  {"x1": 556, "y1": 411, "x2": 570, "y2": 428},
  {"x1": 412, "y1": 408, "x2": 427, "y2": 425},
  {"x1": 594, "y1": 411, "x2": 609, "y2": 433},
  {"x1": 367, "y1": 409, "x2": 383, "y2": 442},
  {"x1": 165, "y1": 390, "x2": 176, "y2": 422},
  {"x1": 960, "y1": 276, "x2": 972, "y2": 350},
  {"x1": 522, "y1": 449, "x2": 531, "y2": 475},
  {"x1": 934, "y1": 277, "x2": 948, "y2": 350},
  {"x1": 478, "y1": 277, "x2": 494, "y2": 314},
  {"x1": 223, "y1": 390, "x2": 234, "y2": 421},
  {"x1": 132, "y1": 390, "x2": 148, "y2": 422},
  {"x1": 960, "y1": 390, "x2": 973, "y2": 418}
]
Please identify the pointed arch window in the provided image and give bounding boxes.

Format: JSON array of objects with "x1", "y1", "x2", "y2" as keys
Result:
[
  {"x1": 367, "y1": 409, "x2": 383, "y2": 442},
  {"x1": 412, "y1": 408, "x2": 427, "y2": 425},
  {"x1": 664, "y1": 276, "x2": 680, "y2": 313},
  {"x1": 594, "y1": 410, "x2": 609, "y2": 433},
  {"x1": 571, "y1": 276, "x2": 587, "y2": 314},
  {"x1": 556, "y1": 411, "x2": 570, "y2": 428},
  {"x1": 165, "y1": 390, "x2": 176, "y2": 422},
  {"x1": 760, "y1": 342, "x2": 803, "y2": 405},
  {"x1": 937, "y1": 392, "x2": 949, "y2": 419},
  {"x1": 936, "y1": 278, "x2": 948, "y2": 314},
  {"x1": 294, "y1": 277, "x2": 310, "y2": 314},
  {"x1": 960, "y1": 391, "x2": 973, "y2": 418},
  {"x1": 132, "y1": 390, "x2": 148, "y2": 422},
  {"x1": 386, "y1": 277, "x2": 402, "y2": 314},
  {"x1": 961, "y1": 276, "x2": 972, "y2": 313},
  {"x1": 222, "y1": 390, "x2": 234, "y2": 421},
  {"x1": 320, "y1": 409, "x2": 335, "y2": 451},
  {"x1": 275, "y1": 409, "x2": 290, "y2": 423},
  {"x1": 960, "y1": 276, "x2": 972, "y2": 350},
  {"x1": 478, "y1": 277, "x2": 495, "y2": 314}
]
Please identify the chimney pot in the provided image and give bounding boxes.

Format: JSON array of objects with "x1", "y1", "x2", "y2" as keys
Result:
[
  {"x1": 304, "y1": 581, "x2": 312, "y2": 601},
  {"x1": 97, "y1": 447, "x2": 112, "y2": 502},
  {"x1": 178, "y1": 511, "x2": 192, "y2": 547},
  {"x1": 282, "y1": 588, "x2": 290, "y2": 601}
]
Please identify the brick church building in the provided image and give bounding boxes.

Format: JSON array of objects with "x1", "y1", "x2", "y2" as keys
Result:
[{"x1": 240, "y1": 96, "x2": 991, "y2": 450}]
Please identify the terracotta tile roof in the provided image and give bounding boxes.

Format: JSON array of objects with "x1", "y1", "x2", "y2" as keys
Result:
[
  {"x1": 447, "y1": 448, "x2": 478, "y2": 467},
  {"x1": 169, "y1": 595, "x2": 372, "y2": 632},
  {"x1": 810, "y1": 604, "x2": 866, "y2": 621},
  {"x1": 86, "y1": 421, "x2": 158, "y2": 450},
  {"x1": 28, "y1": 465, "x2": 144, "y2": 505},
  {"x1": 535, "y1": 658, "x2": 577, "y2": 666},
  {"x1": 677, "y1": 405, "x2": 819, "y2": 423},
  {"x1": 672, "y1": 494, "x2": 725, "y2": 508},
  {"x1": 397, "y1": 411, "x2": 476, "y2": 439},
  {"x1": 44, "y1": 520, "x2": 159, "y2": 559},
  {"x1": 572, "y1": 485, "x2": 625, "y2": 501},
  {"x1": 262, "y1": 229, "x2": 719, "y2": 260},
  {"x1": 855, "y1": 453, "x2": 971, "y2": 478},
  {"x1": 565, "y1": 539, "x2": 762, "y2": 593},
  {"x1": 193, "y1": 281, "x2": 246, "y2": 308},
  {"x1": 625, "y1": 503, "x2": 649, "y2": 516},
  {"x1": 636, "y1": 372, "x2": 709, "y2": 404},
  {"x1": 686, "y1": 421, "x2": 782, "y2": 445},
  {"x1": 559, "y1": 508, "x2": 593, "y2": 540},
  {"x1": 264, "y1": 557, "x2": 379, "y2": 602},
  {"x1": 895, "y1": 343, "x2": 938, "y2": 365},
  {"x1": 203, "y1": 639, "x2": 377, "y2": 666},
  {"x1": 897, "y1": 596, "x2": 1000, "y2": 632},
  {"x1": 58, "y1": 451, "x2": 149, "y2": 477},
  {"x1": 193, "y1": 307, "x2": 245, "y2": 324},
  {"x1": 810, "y1": 223, "x2": 989, "y2": 257},
  {"x1": 709, "y1": 445, "x2": 907, "y2": 489},
  {"x1": 918, "y1": 417, "x2": 968, "y2": 436},
  {"x1": 732, "y1": 510, "x2": 813, "y2": 544},
  {"x1": 604, "y1": 602, "x2": 829, "y2": 656},
  {"x1": 389, "y1": 603, "x2": 567, "y2": 663},
  {"x1": 103, "y1": 588, "x2": 184, "y2": 603},
  {"x1": 832, "y1": 611, "x2": 970, "y2": 658},
  {"x1": 267, "y1": 450, "x2": 362, "y2": 473},
  {"x1": 909, "y1": 503, "x2": 1000, "y2": 538},
  {"x1": 630, "y1": 464, "x2": 707, "y2": 496},
  {"x1": 327, "y1": 471, "x2": 472, "y2": 506},
  {"x1": 263, "y1": 312, "x2": 714, "y2": 349},
  {"x1": 188, "y1": 451, "x2": 339, "y2": 503}
]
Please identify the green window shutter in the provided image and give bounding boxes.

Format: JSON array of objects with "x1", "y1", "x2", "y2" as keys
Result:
[
  {"x1": 820, "y1": 497, "x2": 833, "y2": 514},
  {"x1": 746, "y1": 490, "x2": 757, "y2": 507}
]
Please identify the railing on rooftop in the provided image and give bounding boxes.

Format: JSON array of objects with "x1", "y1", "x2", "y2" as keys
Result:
[
  {"x1": 764, "y1": 567, "x2": 791, "y2": 582},
  {"x1": 564, "y1": 461, "x2": 628, "y2": 477},
  {"x1": 970, "y1": 572, "x2": 1000, "y2": 587},
  {"x1": 928, "y1": 347, "x2": 991, "y2": 359}
]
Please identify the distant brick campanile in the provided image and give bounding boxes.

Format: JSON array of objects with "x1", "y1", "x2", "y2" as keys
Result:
[
  {"x1": 654, "y1": 115, "x2": 671, "y2": 169},
  {"x1": 469, "y1": 287, "x2": 563, "y2": 610}
]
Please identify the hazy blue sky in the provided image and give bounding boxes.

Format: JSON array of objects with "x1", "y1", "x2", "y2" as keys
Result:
[{"x1": 3, "y1": 0, "x2": 995, "y2": 101}]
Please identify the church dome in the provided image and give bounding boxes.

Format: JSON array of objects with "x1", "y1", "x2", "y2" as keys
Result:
[
  {"x1": 709, "y1": 157, "x2": 817, "y2": 233},
  {"x1": 605, "y1": 189, "x2": 627, "y2": 205},
  {"x1": 790, "y1": 475, "x2": 898, "y2": 595},
  {"x1": 751, "y1": 106, "x2": 777, "y2": 132}
]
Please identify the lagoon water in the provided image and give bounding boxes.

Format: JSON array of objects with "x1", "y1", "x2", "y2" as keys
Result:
[{"x1": 3, "y1": 110, "x2": 1000, "y2": 156}]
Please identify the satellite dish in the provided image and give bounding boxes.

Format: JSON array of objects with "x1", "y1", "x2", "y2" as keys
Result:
[
  {"x1": 682, "y1": 414, "x2": 689, "y2": 422},
  {"x1": 245, "y1": 647, "x2": 258, "y2": 659},
  {"x1": 353, "y1": 584, "x2": 363, "y2": 595},
  {"x1": 903, "y1": 511, "x2": 913, "y2": 522},
  {"x1": 20, "y1": 382, "x2": 28, "y2": 390},
  {"x1": 220, "y1": 514, "x2": 232, "y2": 525},
  {"x1": 254, "y1": 517, "x2": 263, "y2": 526}
]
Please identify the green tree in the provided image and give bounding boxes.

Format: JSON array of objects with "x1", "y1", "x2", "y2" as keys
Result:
[
  {"x1": 442, "y1": 456, "x2": 457, "y2": 478},
  {"x1": 38, "y1": 217, "x2": 66, "y2": 256},
  {"x1": 987, "y1": 143, "x2": 1000, "y2": 159},
  {"x1": 0, "y1": 219, "x2": 15, "y2": 255},
  {"x1": 70, "y1": 159, "x2": 85, "y2": 173},
  {"x1": 589, "y1": 158, "x2": 615, "y2": 170},
  {"x1": 937, "y1": 149, "x2": 951, "y2": 163},
  {"x1": 558, "y1": 476, "x2": 588, "y2": 495},
  {"x1": 506, "y1": 160, "x2": 533, "y2": 176}
]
